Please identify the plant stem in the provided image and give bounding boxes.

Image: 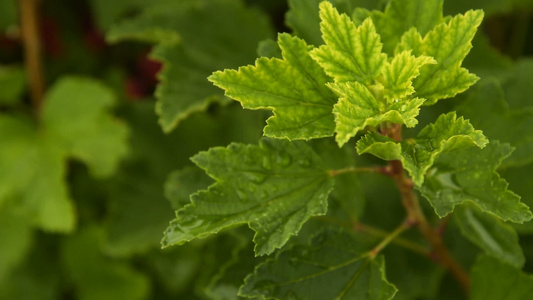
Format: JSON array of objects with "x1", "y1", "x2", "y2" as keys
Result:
[
  {"x1": 19, "y1": 0, "x2": 45, "y2": 118},
  {"x1": 382, "y1": 123, "x2": 471, "y2": 294},
  {"x1": 392, "y1": 162, "x2": 471, "y2": 293}
]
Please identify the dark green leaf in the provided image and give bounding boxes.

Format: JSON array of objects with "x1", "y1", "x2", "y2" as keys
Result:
[
  {"x1": 471, "y1": 255, "x2": 533, "y2": 300},
  {"x1": 107, "y1": 0, "x2": 273, "y2": 132},
  {"x1": 61, "y1": 227, "x2": 150, "y2": 300},
  {"x1": 162, "y1": 139, "x2": 335, "y2": 256},
  {"x1": 454, "y1": 205, "x2": 525, "y2": 268},
  {"x1": 240, "y1": 229, "x2": 397, "y2": 300}
]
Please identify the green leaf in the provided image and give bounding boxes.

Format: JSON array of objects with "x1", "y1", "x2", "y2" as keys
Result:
[
  {"x1": 61, "y1": 227, "x2": 150, "y2": 300},
  {"x1": 42, "y1": 77, "x2": 129, "y2": 178},
  {"x1": 0, "y1": 206, "x2": 33, "y2": 282},
  {"x1": 330, "y1": 81, "x2": 426, "y2": 147},
  {"x1": 240, "y1": 229, "x2": 397, "y2": 300},
  {"x1": 165, "y1": 166, "x2": 212, "y2": 211},
  {"x1": 501, "y1": 59, "x2": 533, "y2": 110},
  {"x1": 310, "y1": 139, "x2": 366, "y2": 220},
  {"x1": 471, "y1": 255, "x2": 533, "y2": 300},
  {"x1": 310, "y1": 2, "x2": 387, "y2": 84},
  {"x1": 107, "y1": 0, "x2": 273, "y2": 132},
  {"x1": 0, "y1": 0, "x2": 17, "y2": 31},
  {"x1": 456, "y1": 78, "x2": 533, "y2": 167},
  {"x1": 454, "y1": 205, "x2": 525, "y2": 268},
  {"x1": 162, "y1": 139, "x2": 335, "y2": 256},
  {"x1": 209, "y1": 33, "x2": 337, "y2": 140},
  {"x1": 357, "y1": 112, "x2": 487, "y2": 185},
  {"x1": 286, "y1": 0, "x2": 377, "y2": 46},
  {"x1": 420, "y1": 141, "x2": 533, "y2": 223},
  {"x1": 369, "y1": 0, "x2": 444, "y2": 54},
  {"x1": 0, "y1": 65, "x2": 25, "y2": 105},
  {"x1": 396, "y1": 10, "x2": 483, "y2": 104},
  {"x1": 0, "y1": 116, "x2": 76, "y2": 232},
  {"x1": 379, "y1": 51, "x2": 436, "y2": 102},
  {"x1": 205, "y1": 231, "x2": 263, "y2": 300},
  {"x1": 0, "y1": 246, "x2": 61, "y2": 300},
  {"x1": 257, "y1": 39, "x2": 282, "y2": 59}
]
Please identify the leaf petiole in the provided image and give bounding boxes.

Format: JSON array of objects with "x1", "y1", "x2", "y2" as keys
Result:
[{"x1": 367, "y1": 220, "x2": 412, "y2": 258}]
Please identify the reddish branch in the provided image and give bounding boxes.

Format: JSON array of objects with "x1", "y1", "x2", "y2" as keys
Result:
[
  {"x1": 382, "y1": 123, "x2": 471, "y2": 294},
  {"x1": 19, "y1": 0, "x2": 45, "y2": 117}
]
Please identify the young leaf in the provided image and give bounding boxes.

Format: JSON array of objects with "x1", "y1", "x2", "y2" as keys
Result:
[
  {"x1": 454, "y1": 205, "x2": 525, "y2": 268},
  {"x1": 357, "y1": 112, "x2": 488, "y2": 185},
  {"x1": 420, "y1": 141, "x2": 533, "y2": 223},
  {"x1": 240, "y1": 229, "x2": 397, "y2": 300},
  {"x1": 310, "y1": 1, "x2": 387, "y2": 85},
  {"x1": 471, "y1": 255, "x2": 533, "y2": 300},
  {"x1": 286, "y1": 0, "x2": 372, "y2": 46},
  {"x1": 369, "y1": 0, "x2": 444, "y2": 54},
  {"x1": 162, "y1": 139, "x2": 335, "y2": 256},
  {"x1": 396, "y1": 10, "x2": 484, "y2": 104},
  {"x1": 107, "y1": 0, "x2": 273, "y2": 133},
  {"x1": 379, "y1": 51, "x2": 436, "y2": 102},
  {"x1": 330, "y1": 81, "x2": 426, "y2": 147},
  {"x1": 209, "y1": 33, "x2": 337, "y2": 140}
]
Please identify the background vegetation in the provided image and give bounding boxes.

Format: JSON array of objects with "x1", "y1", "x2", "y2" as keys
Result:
[{"x1": 1, "y1": 0, "x2": 533, "y2": 299}]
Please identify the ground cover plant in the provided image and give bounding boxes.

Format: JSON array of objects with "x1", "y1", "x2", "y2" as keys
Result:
[{"x1": 1, "y1": 0, "x2": 533, "y2": 299}]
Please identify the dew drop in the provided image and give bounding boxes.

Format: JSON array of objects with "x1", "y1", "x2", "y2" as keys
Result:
[
  {"x1": 177, "y1": 218, "x2": 205, "y2": 231},
  {"x1": 297, "y1": 159, "x2": 311, "y2": 167},
  {"x1": 260, "y1": 190, "x2": 269, "y2": 200},
  {"x1": 236, "y1": 189, "x2": 248, "y2": 201},
  {"x1": 244, "y1": 171, "x2": 267, "y2": 184},
  {"x1": 275, "y1": 152, "x2": 291, "y2": 167},
  {"x1": 289, "y1": 257, "x2": 299, "y2": 267},
  {"x1": 262, "y1": 156, "x2": 273, "y2": 170},
  {"x1": 244, "y1": 155, "x2": 254, "y2": 165}
]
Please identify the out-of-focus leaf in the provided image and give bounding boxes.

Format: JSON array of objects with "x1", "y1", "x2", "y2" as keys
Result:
[
  {"x1": 61, "y1": 226, "x2": 150, "y2": 300},
  {"x1": 0, "y1": 65, "x2": 25, "y2": 105},
  {"x1": 43, "y1": 76, "x2": 129, "y2": 178},
  {"x1": 107, "y1": 0, "x2": 273, "y2": 132},
  {"x1": 456, "y1": 79, "x2": 533, "y2": 166}
]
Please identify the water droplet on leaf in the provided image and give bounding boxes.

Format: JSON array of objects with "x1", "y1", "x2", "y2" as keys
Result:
[
  {"x1": 275, "y1": 152, "x2": 291, "y2": 167},
  {"x1": 262, "y1": 156, "x2": 272, "y2": 170},
  {"x1": 298, "y1": 159, "x2": 311, "y2": 167},
  {"x1": 236, "y1": 189, "x2": 248, "y2": 201},
  {"x1": 244, "y1": 171, "x2": 267, "y2": 184},
  {"x1": 177, "y1": 218, "x2": 205, "y2": 231}
]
